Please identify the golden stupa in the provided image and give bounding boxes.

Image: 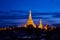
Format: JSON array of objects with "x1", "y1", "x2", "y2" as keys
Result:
[
  {"x1": 24, "y1": 10, "x2": 36, "y2": 28},
  {"x1": 38, "y1": 19, "x2": 43, "y2": 29}
]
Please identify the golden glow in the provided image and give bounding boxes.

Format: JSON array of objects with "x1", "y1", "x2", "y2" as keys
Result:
[
  {"x1": 50, "y1": 26, "x2": 53, "y2": 31},
  {"x1": 44, "y1": 24, "x2": 48, "y2": 30},
  {"x1": 4, "y1": 27, "x2": 6, "y2": 30},
  {"x1": 38, "y1": 19, "x2": 43, "y2": 29},
  {"x1": 0, "y1": 28, "x2": 3, "y2": 30},
  {"x1": 24, "y1": 10, "x2": 36, "y2": 28}
]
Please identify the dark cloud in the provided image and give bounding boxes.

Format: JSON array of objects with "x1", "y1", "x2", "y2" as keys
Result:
[
  {"x1": 0, "y1": 15, "x2": 28, "y2": 19},
  {"x1": 0, "y1": 10, "x2": 54, "y2": 19},
  {"x1": 0, "y1": 15, "x2": 49, "y2": 19},
  {"x1": 0, "y1": 10, "x2": 60, "y2": 16},
  {"x1": 53, "y1": 15, "x2": 60, "y2": 18},
  {"x1": 0, "y1": 10, "x2": 28, "y2": 15},
  {"x1": 32, "y1": 13, "x2": 60, "y2": 16},
  {"x1": 0, "y1": 10, "x2": 28, "y2": 19},
  {"x1": 52, "y1": 23, "x2": 60, "y2": 27},
  {"x1": 32, "y1": 16, "x2": 49, "y2": 19},
  {"x1": 0, "y1": 10, "x2": 60, "y2": 27},
  {"x1": 0, "y1": 10, "x2": 60, "y2": 20},
  {"x1": 0, "y1": 11, "x2": 9, "y2": 14},
  {"x1": 10, "y1": 10, "x2": 28, "y2": 13}
]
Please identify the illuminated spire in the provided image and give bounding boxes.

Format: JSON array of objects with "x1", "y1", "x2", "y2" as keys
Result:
[
  {"x1": 29, "y1": 10, "x2": 32, "y2": 19},
  {"x1": 38, "y1": 19, "x2": 43, "y2": 29},
  {"x1": 24, "y1": 10, "x2": 36, "y2": 28}
]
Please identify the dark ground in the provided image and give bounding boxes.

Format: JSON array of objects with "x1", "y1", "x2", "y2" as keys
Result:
[{"x1": 0, "y1": 25, "x2": 60, "y2": 40}]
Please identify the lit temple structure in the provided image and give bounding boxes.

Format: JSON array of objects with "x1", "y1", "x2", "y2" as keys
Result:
[
  {"x1": 38, "y1": 19, "x2": 43, "y2": 29},
  {"x1": 24, "y1": 10, "x2": 36, "y2": 28},
  {"x1": 44, "y1": 24, "x2": 48, "y2": 30}
]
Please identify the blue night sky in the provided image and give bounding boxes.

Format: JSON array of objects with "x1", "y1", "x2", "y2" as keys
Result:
[{"x1": 0, "y1": 0, "x2": 60, "y2": 27}]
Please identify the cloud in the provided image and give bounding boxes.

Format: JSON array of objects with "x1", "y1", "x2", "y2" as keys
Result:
[
  {"x1": 0, "y1": 10, "x2": 29, "y2": 19},
  {"x1": 53, "y1": 15, "x2": 60, "y2": 18},
  {"x1": 10, "y1": 10, "x2": 28, "y2": 13},
  {"x1": 46, "y1": 18, "x2": 60, "y2": 24},
  {"x1": 0, "y1": 10, "x2": 56, "y2": 19},
  {"x1": 33, "y1": 15, "x2": 52, "y2": 18},
  {"x1": 0, "y1": 10, "x2": 28, "y2": 16},
  {"x1": 34, "y1": 13, "x2": 55, "y2": 15},
  {"x1": 0, "y1": 15, "x2": 28, "y2": 19},
  {"x1": 0, "y1": 19, "x2": 28, "y2": 26},
  {"x1": 32, "y1": 15, "x2": 54, "y2": 20},
  {"x1": 0, "y1": 10, "x2": 60, "y2": 26}
]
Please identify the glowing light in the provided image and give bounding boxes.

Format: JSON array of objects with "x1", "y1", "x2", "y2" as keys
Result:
[
  {"x1": 44, "y1": 24, "x2": 48, "y2": 30},
  {"x1": 4, "y1": 27, "x2": 6, "y2": 30},
  {"x1": 38, "y1": 19, "x2": 43, "y2": 29},
  {"x1": 0, "y1": 28, "x2": 3, "y2": 30},
  {"x1": 24, "y1": 10, "x2": 36, "y2": 28},
  {"x1": 50, "y1": 26, "x2": 54, "y2": 31}
]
